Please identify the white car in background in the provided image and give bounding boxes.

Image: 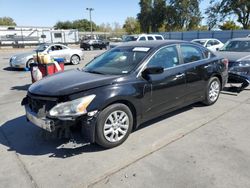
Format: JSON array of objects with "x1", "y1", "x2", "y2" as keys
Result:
[
  {"x1": 9, "y1": 43, "x2": 84, "y2": 69},
  {"x1": 192, "y1": 38, "x2": 224, "y2": 52},
  {"x1": 110, "y1": 34, "x2": 164, "y2": 48}
]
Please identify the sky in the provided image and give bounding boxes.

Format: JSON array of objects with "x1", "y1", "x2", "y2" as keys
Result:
[{"x1": 0, "y1": 0, "x2": 210, "y2": 27}]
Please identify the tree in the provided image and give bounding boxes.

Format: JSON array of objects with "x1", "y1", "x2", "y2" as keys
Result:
[
  {"x1": 205, "y1": 1, "x2": 222, "y2": 30},
  {"x1": 0, "y1": 17, "x2": 16, "y2": 26},
  {"x1": 54, "y1": 21, "x2": 72, "y2": 29},
  {"x1": 219, "y1": 20, "x2": 241, "y2": 30},
  {"x1": 151, "y1": 0, "x2": 166, "y2": 32},
  {"x1": 221, "y1": 0, "x2": 250, "y2": 29},
  {"x1": 168, "y1": 0, "x2": 202, "y2": 30},
  {"x1": 54, "y1": 19, "x2": 98, "y2": 31},
  {"x1": 137, "y1": 0, "x2": 152, "y2": 33},
  {"x1": 123, "y1": 17, "x2": 140, "y2": 34},
  {"x1": 206, "y1": 0, "x2": 250, "y2": 29},
  {"x1": 72, "y1": 19, "x2": 98, "y2": 31}
]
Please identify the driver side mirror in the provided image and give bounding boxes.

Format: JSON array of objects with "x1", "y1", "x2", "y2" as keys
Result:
[{"x1": 141, "y1": 66, "x2": 164, "y2": 80}]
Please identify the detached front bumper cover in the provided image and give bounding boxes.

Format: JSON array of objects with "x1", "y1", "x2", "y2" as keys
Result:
[{"x1": 25, "y1": 105, "x2": 55, "y2": 132}]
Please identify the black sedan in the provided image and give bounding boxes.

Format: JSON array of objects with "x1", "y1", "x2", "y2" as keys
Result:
[
  {"x1": 22, "y1": 40, "x2": 228, "y2": 148},
  {"x1": 80, "y1": 39, "x2": 109, "y2": 50},
  {"x1": 216, "y1": 38, "x2": 250, "y2": 90}
]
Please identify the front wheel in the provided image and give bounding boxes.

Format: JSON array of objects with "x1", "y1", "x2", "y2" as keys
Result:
[
  {"x1": 70, "y1": 55, "x2": 80, "y2": 65},
  {"x1": 203, "y1": 77, "x2": 221, "y2": 105},
  {"x1": 95, "y1": 103, "x2": 133, "y2": 148}
]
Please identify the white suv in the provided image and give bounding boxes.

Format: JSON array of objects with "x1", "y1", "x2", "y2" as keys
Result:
[
  {"x1": 123, "y1": 34, "x2": 164, "y2": 42},
  {"x1": 110, "y1": 34, "x2": 164, "y2": 48}
]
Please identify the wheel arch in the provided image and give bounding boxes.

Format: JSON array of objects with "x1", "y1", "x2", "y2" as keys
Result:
[
  {"x1": 211, "y1": 73, "x2": 222, "y2": 88},
  {"x1": 71, "y1": 54, "x2": 81, "y2": 60}
]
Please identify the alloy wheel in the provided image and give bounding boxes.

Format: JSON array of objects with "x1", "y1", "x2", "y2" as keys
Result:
[
  {"x1": 209, "y1": 80, "x2": 220, "y2": 102},
  {"x1": 103, "y1": 110, "x2": 129, "y2": 142}
]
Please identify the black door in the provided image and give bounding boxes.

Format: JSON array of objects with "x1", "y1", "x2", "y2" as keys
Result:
[
  {"x1": 141, "y1": 45, "x2": 187, "y2": 120},
  {"x1": 179, "y1": 44, "x2": 210, "y2": 102}
]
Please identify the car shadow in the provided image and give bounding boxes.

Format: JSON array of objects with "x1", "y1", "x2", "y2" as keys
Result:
[
  {"x1": 3, "y1": 67, "x2": 27, "y2": 72},
  {"x1": 0, "y1": 116, "x2": 103, "y2": 158},
  {"x1": 11, "y1": 84, "x2": 31, "y2": 91},
  {"x1": 0, "y1": 103, "x2": 204, "y2": 158},
  {"x1": 137, "y1": 104, "x2": 194, "y2": 131}
]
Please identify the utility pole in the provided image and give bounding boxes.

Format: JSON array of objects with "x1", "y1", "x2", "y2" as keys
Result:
[{"x1": 86, "y1": 8, "x2": 94, "y2": 39}]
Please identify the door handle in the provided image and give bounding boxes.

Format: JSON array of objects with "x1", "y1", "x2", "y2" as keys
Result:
[{"x1": 175, "y1": 73, "x2": 185, "y2": 78}]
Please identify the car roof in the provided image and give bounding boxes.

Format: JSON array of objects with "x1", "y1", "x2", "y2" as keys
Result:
[
  {"x1": 192, "y1": 38, "x2": 219, "y2": 41},
  {"x1": 117, "y1": 40, "x2": 190, "y2": 49},
  {"x1": 229, "y1": 38, "x2": 250, "y2": 41}
]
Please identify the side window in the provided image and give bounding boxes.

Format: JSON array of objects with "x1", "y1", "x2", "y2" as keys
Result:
[
  {"x1": 201, "y1": 48, "x2": 215, "y2": 59},
  {"x1": 54, "y1": 33, "x2": 62, "y2": 38},
  {"x1": 155, "y1": 36, "x2": 163, "y2": 40},
  {"x1": 206, "y1": 40, "x2": 213, "y2": 47},
  {"x1": 55, "y1": 45, "x2": 63, "y2": 50},
  {"x1": 147, "y1": 46, "x2": 180, "y2": 69},
  {"x1": 213, "y1": 40, "x2": 220, "y2": 45},
  {"x1": 147, "y1": 36, "x2": 154, "y2": 40},
  {"x1": 139, "y1": 37, "x2": 146, "y2": 41},
  {"x1": 180, "y1": 45, "x2": 204, "y2": 63},
  {"x1": 49, "y1": 45, "x2": 56, "y2": 51}
]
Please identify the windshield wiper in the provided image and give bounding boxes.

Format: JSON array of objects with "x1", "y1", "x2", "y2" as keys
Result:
[{"x1": 84, "y1": 70, "x2": 105, "y2": 75}]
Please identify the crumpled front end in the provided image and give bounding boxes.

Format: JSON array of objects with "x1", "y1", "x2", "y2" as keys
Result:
[
  {"x1": 228, "y1": 60, "x2": 250, "y2": 91},
  {"x1": 21, "y1": 94, "x2": 97, "y2": 143}
]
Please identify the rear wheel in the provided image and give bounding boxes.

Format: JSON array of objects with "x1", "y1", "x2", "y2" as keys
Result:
[
  {"x1": 96, "y1": 103, "x2": 133, "y2": 148},
  {"x1": 203, "y1": 77, "x2": 221, "y2": 105},
  {"x1": 70, "y1": 55, "x2": 80, "y2": 65}
]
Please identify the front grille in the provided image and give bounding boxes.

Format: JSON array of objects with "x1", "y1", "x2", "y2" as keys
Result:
[{"x1": 27, "y1": 95, "x2": 57, "y2": 115}]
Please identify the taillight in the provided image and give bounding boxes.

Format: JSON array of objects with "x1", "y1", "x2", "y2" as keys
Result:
[{"x1": 222, "y1": 58, "x2": 229, "y2": 70}]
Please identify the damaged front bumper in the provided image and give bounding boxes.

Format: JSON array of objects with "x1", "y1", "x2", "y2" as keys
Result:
[
  {"x1": 23, "y1": 101, "x2": 98, "y2": 143},
  {"x1": 228, "y1": 65, "x2": 250, "y2": 91}
]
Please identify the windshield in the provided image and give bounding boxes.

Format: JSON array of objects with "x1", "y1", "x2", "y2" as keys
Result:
[
  {"x1": 35, "y1": 44, "x2": 48, "y2": 52},
  {"x1": 220, "y1": 40, "x2": 250, "y2": 52},
  {"x1": 84, "y1": 47, "x2": 150, "y2": 75},
  {"x1": 193, "y1": 40, "x2": 206, "y2": 46},
  {"x1": 123, "y1": 36, "x2": 138, "y2": 42}
]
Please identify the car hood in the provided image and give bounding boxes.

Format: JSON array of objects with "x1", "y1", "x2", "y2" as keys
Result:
[
  {"x1": 215, "y1": 51, "x2": 250, "y2": 62},
  {"x1": 28, "y1": 69, "x2": 120, "y2": 96},
  {"x1": 12, "y1": 51, "x2": 35, "y2": 59}
]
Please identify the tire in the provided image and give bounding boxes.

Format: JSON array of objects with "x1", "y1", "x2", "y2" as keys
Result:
[
  {"x1": 96, "y1": 103, "x2": 133, "y2": 148},
  {"x1": 90, "y1": 46, "x2": 94, "y2": 51},
  {"x1": 70, "y1": 55, "x2": 80, "y2": 65},
  {"x1": 203, "y1": 77, "x2": 221, "y2": 105},
  {"x1": 26, "y1": 58, "x2": 34, "y2": 68}
]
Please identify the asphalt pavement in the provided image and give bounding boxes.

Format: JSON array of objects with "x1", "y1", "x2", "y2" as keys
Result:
[{"x1": 0, "y1": 47, "x2": 250, "y2": 188}]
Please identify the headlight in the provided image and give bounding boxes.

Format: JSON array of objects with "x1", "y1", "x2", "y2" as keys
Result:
[
  {"x1": 10, "y1": 56, "x2": 16, "y2": 61},
  {"x1": 49, "y1": 95, "x2": 96, "y2": 117},
  {"x1": 238, "y1": 60, "x2": 250, "y2": 67}
]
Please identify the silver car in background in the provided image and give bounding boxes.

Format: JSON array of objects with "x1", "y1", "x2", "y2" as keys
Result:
[{"x1": 9, "y1": 44, "x2": 84, "y2": 69}]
